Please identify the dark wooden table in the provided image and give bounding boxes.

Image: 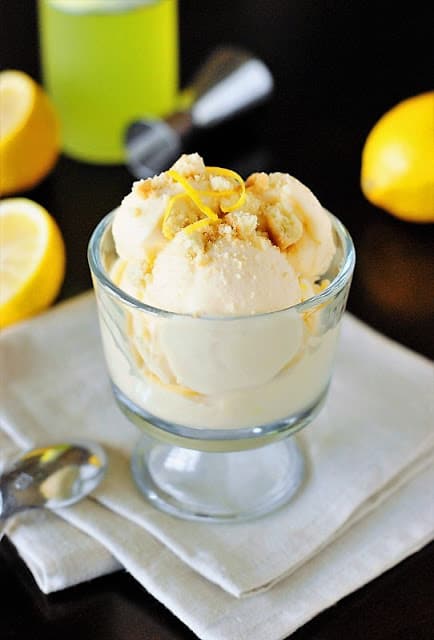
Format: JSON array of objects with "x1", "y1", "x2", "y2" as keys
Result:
[{"x1": 1, "y1": 2, "x2": 433, "y2": 639}]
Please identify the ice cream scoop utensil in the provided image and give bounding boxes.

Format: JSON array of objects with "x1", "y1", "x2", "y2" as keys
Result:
[{"x1": 125, "y1": 46, "x2": 274, "y2": 178}]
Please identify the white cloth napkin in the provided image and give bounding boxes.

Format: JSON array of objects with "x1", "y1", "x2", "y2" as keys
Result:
[{"x1": 1, "y1": 292, "x2": 433, "y2": 640}]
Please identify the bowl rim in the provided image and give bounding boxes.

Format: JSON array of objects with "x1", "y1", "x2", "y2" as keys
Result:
[{"x1": 88, "y1": 208, "x2": 356, "y2": 320}]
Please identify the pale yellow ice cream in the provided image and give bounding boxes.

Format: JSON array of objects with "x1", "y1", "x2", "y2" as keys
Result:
[
  {"x1": 111, "y1": 153, "x2": 335, "y2": 315},
  {"x1": 100, "y1": 153, "x2": 339, "y2": 430}
]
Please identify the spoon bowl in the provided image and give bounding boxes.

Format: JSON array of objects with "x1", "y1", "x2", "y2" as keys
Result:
[{"x1": 0, "y1": 440, "x2": 107, "y2": 523}]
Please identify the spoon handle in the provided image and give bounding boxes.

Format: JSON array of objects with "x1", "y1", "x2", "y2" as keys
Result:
[
  {"x1": 0, "y1": 473, "x2": 37, "y2": 520},
  {"x1": 0, "y1": 491, "x2": 9, "y2": 540},
  {"x1": 0, "y1": 484, "x2": 35, "y2": 541}
]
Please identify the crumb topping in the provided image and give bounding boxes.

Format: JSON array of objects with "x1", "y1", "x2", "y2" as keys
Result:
[{"x1": 116, "y1": 154, "x2": 334, "y2": 284}]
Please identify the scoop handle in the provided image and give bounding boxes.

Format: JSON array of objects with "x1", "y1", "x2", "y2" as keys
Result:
[{"x1": 187, "y1": 46, "x2": 274, "y2": 128}]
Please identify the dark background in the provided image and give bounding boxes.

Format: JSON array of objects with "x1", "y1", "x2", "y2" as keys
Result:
[{"x1": 1, "y1": 1, "x2": 433, "y2": 639}]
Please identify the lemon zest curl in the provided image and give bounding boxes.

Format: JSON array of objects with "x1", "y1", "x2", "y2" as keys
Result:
[{"x1": 162, "y1": 166, "x2": 246, "y2": 239}]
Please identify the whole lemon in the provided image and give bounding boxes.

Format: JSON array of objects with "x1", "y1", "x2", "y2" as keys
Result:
[
  {"x1": 0, "y1": 70, "x2": 60, "y2": 196},
  {"x1": 361, "y1": 91, "x2": 434, "y2": 223}
]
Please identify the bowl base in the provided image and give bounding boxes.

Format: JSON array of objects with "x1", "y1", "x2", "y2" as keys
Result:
[{"x1": 131, "y1": 433, "x2": 305, "y2": 522}]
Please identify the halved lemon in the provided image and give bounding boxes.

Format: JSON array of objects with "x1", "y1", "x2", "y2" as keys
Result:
[
  {"x1": 0, "y1": 198, "x2": 66, "y2": 328},
  {"x1": 0, "y1": 70, "x2": 60, "y2": 195}
]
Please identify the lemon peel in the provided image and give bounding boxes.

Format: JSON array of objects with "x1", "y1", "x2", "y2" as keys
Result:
[
  {"x1": 205, "y1": 166, "x2": 246, "y2": 212},
  {"x1": 183, "y1": 217, "x2": 215, "y2": 235},
  {"x1": 167, "y1": 169, "x2": 219, "y2": 221},
  {"x1": 163, "y1": 166, "x2": 246, "y2": 239},
  {"x1": 162, "y1": 193, "x2": 187, "y2": 239},
  {"x1": 162, "y1": 193, "x2": 217, "y2": 239}
]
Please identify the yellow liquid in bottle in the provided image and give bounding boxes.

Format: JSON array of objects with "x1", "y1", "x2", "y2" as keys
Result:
[{"x1": 38, "y1": 0, "x2": 178, "y2": 164}]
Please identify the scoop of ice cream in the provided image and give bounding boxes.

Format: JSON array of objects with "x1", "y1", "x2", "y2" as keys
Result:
[
  {"x1": 142, "y1": 225, "x2": 301, "y2": 315},
  {"x1": 112, "y1": 153, "x2": 207, "y2": 265},
  {"x1": 158, "y1": 312, "x2": 304, "y2": 394},
  {"x1": 111, "y1": 153, "x2": 335, "y2": 316},
  {"x1": 110, "y1": 289, "x2": 304, "y2": 395},
  {"x1": 244, "y1": 171, "x2": 335, "y2": 279}
]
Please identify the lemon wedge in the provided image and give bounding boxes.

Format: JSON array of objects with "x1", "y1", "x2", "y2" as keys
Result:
[
  {"x1": 0, "y1": 70, "x2": 59, "y2": 195},
  {"x1": 0, "y1": 198, "x2": 66, "y2": 328}
]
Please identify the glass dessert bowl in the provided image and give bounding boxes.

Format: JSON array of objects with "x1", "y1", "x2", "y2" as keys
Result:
[{"x1": 88, "y1": 155, "x2": 355, "y2": 521}]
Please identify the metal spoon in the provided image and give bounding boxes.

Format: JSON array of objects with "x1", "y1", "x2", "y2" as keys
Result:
[{"x1": 0, "y1": 441, "x2": 107, "y2": 539}]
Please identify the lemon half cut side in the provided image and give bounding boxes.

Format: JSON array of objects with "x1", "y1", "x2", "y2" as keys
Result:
[
  {"x1": 0, "y1": 70, "x2": 60, "y2": 195},
  {"x1": 0, "y1": 198, "x2": 66, "y2": 328}
]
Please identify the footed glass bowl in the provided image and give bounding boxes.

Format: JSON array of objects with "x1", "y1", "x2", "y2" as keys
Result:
[{"x1": 88, "y1": 211, "x2": 355, "y2": 522}]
